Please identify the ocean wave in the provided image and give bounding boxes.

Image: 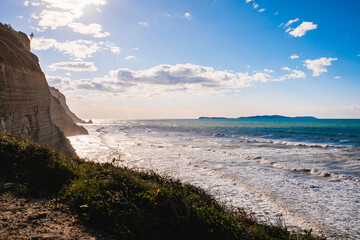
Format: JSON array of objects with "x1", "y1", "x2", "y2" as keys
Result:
[
  {"x1": 208, "y1": 148, "x2": 360, "y2": 182},
  {"x1": 245, "y1": 155, "x2": 360, "y2": 182},
  {"x1": 211, "y1": 132, "x2": 351, "y2": 149}
]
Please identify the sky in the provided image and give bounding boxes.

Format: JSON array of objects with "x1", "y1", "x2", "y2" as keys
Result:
[{"x1": 1, "y1": 0, "x2": 360, "y2": 119}]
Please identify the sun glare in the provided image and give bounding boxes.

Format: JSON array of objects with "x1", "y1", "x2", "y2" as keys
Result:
[{"x1": 41, "y1": 0, "x2": 106, "y2": 16}]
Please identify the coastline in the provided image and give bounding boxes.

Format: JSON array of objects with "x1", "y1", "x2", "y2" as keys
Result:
[
  {"x1": 69, "y1": 119, "x2": 360, "y2": 239},
  {"x1": 0, "y1": 132, "x2": 322, "y2": 240}
]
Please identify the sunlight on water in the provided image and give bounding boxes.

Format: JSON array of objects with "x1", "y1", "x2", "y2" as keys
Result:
[{"x1": 69, "y1": 119, "x2": 360, "y2": 239}]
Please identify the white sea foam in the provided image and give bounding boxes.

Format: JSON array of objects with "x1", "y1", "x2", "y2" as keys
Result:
[{"x1": 69, "y1": 120, "x2": 360, "y2": 239}]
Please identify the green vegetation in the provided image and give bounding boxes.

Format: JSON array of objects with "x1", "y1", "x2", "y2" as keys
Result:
[{"x1": 0, "y1": 133, "x2": 324, "y2": 240}]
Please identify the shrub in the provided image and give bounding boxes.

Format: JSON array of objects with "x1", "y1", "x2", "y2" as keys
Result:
[
  {"x1": 0, "y1": 133, "x2": 324, "y2": 240},
  {"x1": 0, "y1": 133, "x2": 78, "y2": 196}
]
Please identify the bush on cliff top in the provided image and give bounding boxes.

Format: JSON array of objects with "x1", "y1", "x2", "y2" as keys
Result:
[
  {"x1": 0, "y1": 133, "x2": 323, "y2": 240},
  {"x1": 0, "y1": 133, "x2": 78, "y2": 196}
]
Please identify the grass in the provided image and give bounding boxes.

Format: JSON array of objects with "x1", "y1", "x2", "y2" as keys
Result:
[{"x1": 0, "y1": 132, "x2": 324, "y2": 240}]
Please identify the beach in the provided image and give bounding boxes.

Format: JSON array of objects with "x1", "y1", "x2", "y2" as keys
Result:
[{"x1": 69, "y1": 119, "x2": 360, "y2": 239}]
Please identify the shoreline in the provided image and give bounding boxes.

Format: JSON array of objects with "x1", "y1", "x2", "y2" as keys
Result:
[
  {"x1": 68, "y1": 119, "x2": 360, "y2": 239},
  {"x1": 0, "y1": 132, "x2": 323, "y2": 240}
]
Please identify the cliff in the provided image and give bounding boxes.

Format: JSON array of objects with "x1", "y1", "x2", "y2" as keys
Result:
[
  {"x1": 0, "y1": 23, "x2": 80, "y2": 156},
  {"x1": 49, "y1": 87, "x2": 88, "y2": 136},
  {"x1": 49, "y1": 87, "x2": 85, "y2": 124}
]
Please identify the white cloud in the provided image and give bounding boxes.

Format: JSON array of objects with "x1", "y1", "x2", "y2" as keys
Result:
[
  {"x1": 290, "y1": 54, "x2": 299, "y2": 59},
  {"x1": 264, "y1": 69, "x2": 274, "y2": 73},
  {"x1": 357, "y1": 53, "x2": 360, "y2": 57},
  {"x1": 48, "y1": 61, "x2": 97, "y2": 72},
  {"x1": 36, "y1": 10, "x2": 109, "y2": 38},
  {"x1": 24, "y1": 1, "x2": 30, "y2": 6},
  {"x1": 125, "y1": 56, "x2": 135, "y2": 60},
  {"x1": 68, "y1": 22, "x2": 110, "y2": 38},
  {"x1": 138, "y1": 21, "x2": 149, "y2": 27},
  {"x1": 285, "y1": 28, "x2": 291, "y2": 33},
  {"x1": 62, "y1": 63, "x2": 308, "y2": 96},
  {"x1": 334, "y1": 76, "x2": 341, "y2": 79},
  {"x1": 284, "y1": 18, "x2": 299, "y2": 27},
  {"x1": 46, "y1": 63, "x2": 309, "y2": 100},
  {"x1": 99, "y1": 41, "x2": 121, "y2": 54},
  {"x1": 38, "y1": 10, "x2": 77, "y2": 30},
  {"x1": 275, "y1": 69, "x2": 306, "y2": 81},
  {"x1": 71, "y1": 77, "x2": 134, "y2": 93},
  {"x1": 250, "y1": 72, "x2": 272, "y2": 82},
  {"x1": 285, "y1": 70, "x2": 306, "y2": 79},
  {"x1": 31, "y1": 37, "x2": 120, "y2": 60},
  {"x1": 289, "y1": 21, "x2": 317, "y2": 37},
  {"x1": 68, "y1": 64, "x2": 257, "y2": 93},
  {"x1": 109, "y1": 45, "x2": 121, "y2": 54},
  {"x1": 132, "y1": 48, "x2": 139, "y2": 50},
  {"x1": 245, "y1": 1, "x2": 264, "y2": 12},
  {"x1": 66, "y1": 72, "x2": 71, "y2": 77},
  {"x1": 31, "y1": 37, "x2": 58, "y2": 50},
  {"x1": 30, "y1": 13, "x2": 39, "y2": 19},
  {"x1": 281, "y1": 66, "x2": 291, "y2": 71},
  {"x1": 33, "y1": 0, "x2": 109, "y2": 37},
  {"x1": 16, "y1": 16, "x2": 24, "y2": 19},
  {"x1": 32, "y1": 38, "x2": 99, "y2": 60},
  {"x1": 31, "y1": 2, "x2": 41, "y2": 6},
  {"x1": 40, "y1": 0, "x2": 106, "y2": 16},
  {"x1": 46, "y1": 75, "x2": 71, "y2": 89},
  {"x1": 184, "y1": 12, "x2": 191, "y2": 20},
  {"x1": 303, "y1": 57, "x2": 337, "y2": 76}
]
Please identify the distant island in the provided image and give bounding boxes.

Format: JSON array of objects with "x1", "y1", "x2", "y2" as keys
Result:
[{"x1": 199, "y1": 115, "x2": 317, "y2": 120}]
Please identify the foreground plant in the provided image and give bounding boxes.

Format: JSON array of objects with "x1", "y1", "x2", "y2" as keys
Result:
[{"x1": 0, "y1": 133, "x2": 324, "y2": 240}]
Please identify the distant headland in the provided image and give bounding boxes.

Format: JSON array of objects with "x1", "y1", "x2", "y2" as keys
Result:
[{"x1": 199, "y1": 115, "x2": 317, "y2": 120}]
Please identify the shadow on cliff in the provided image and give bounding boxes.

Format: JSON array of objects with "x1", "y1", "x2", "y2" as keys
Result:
[{"x1": 0, "y1": 23, "x2": 88, "y2": 157}]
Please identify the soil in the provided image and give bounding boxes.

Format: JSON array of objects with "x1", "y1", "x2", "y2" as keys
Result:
[{"x1": 0, "y1": 187, "x2": 111, "y2": 240}]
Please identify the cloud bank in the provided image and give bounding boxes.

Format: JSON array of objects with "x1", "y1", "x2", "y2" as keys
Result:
[{"x1": 48, "y1": 63, "x2": 306, "y2": 97}]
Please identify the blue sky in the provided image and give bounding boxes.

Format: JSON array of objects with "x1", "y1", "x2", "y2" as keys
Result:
[{"x1": 1, "y1": 0, "x2": 360, "y2": 119}]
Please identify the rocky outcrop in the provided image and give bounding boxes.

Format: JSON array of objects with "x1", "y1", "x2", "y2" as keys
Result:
[
  {"x1": 49, "y1": 87, "x2": 88, "y2": 136},
  {"x1": 0, "y1": 23, "x2": 77, "y2": 156}
]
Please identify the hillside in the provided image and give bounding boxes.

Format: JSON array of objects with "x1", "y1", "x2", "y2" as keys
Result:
[{"x1": 0, "y1": 132, "x2": 322, "y2": 240}]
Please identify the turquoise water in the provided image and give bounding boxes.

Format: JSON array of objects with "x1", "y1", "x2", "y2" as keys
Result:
[{"x1": 150, "y1": 118, "x2": 360, "y2": 147}]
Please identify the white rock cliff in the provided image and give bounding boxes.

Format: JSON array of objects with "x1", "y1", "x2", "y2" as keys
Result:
[{"x1": 0, "y1": 24, "x2": 87, "y2": 156}]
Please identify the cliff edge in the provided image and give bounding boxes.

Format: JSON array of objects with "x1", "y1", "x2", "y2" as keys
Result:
[
  {"x1": 49, "y1": 87, "x2": 88, "y2": 136},
  {"x1": 0, "y1": 23, "x2": 82, "y2": 156}
]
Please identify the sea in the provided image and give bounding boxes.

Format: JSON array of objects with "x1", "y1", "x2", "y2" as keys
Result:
[{"x1": 68, "y1": 118, "x2": 360, "y2": 239}]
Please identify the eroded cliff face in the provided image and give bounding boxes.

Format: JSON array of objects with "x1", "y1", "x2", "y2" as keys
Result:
[
  {"x1": 0, "y1": 24, "x2": 76, "y2": 156},
  {"x1": 49, "y1": 87, "x2": 85, "y2": 124},
  {"x1": 49, "y1": 87, "x2": 88, "y2": 136}
]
